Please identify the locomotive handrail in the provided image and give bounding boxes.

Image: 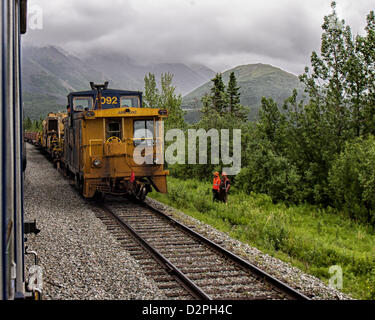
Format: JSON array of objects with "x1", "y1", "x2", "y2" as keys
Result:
[{"x1": 106, "y1": 136, "x2": 122, "y2": 143}]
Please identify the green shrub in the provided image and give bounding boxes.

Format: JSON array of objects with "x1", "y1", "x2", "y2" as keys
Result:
[
  {"x1": 328, "y1": 136, "x2": 375, "y2": 223},
  {"x1": 193, "y1": 194, "x2": 214, "y2": 213},
  {"x1": 263, "y1": 220, "x2": 290, "y2": 251},
  {"x1": 236, "y1": 145, "x2": 302, "y2": 203}
]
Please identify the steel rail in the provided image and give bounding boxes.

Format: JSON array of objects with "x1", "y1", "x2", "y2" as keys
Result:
[
  {"x1": 140, "y1": 199, "x2": 311, "y2": 301},
  {"x1": 98, "y1": 202, "x2": 212, "y2": 300}
]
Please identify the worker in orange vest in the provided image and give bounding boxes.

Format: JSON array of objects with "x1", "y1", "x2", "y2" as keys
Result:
[
  {"x1": 219, "y1": 171, "x2": 230, "y2": 204},
  {"x1": 212, "y1": 171, "x2": 221, "y2": 202}
]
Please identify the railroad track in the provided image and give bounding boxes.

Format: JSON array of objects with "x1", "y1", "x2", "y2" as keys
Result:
[{"x1": 91, "y1": 196, "x2": 310, "y2": 300}]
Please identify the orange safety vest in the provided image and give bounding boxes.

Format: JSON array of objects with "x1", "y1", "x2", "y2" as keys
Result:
[{"x1": 213, "y1": 177, "x2": 221, "y2": 191}]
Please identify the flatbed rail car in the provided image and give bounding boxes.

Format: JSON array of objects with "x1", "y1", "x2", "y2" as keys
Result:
[
  {"x1": 24, "y1": 131, "x2": 39, "y2": 144},
  {"x1": 63, "y1": 82, "x2": 169, "y2": 200}
]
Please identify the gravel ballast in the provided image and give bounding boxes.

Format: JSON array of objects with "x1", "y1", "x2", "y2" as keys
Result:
[
  {"x1": 145, "y1": 197, "x2": 353, "y2": 300},
  {"x1": 24, "y1": 143, "x2": 166, "y2": 300}
]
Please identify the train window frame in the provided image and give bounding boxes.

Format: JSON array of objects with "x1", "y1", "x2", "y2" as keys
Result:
[
  {"x1": 133, "y1": 119, "x2": 156, "y2": 146},
  {"x1": 106, "y1": 118, "x2": 122, "y2": 141},
  {"x1": 120, "y1": 96, "x2": 140, "y2": 108},
  {"x1": 72, "y1": 96, "x2": 93, "y2": 111},
  {"x1": 48, "y1": 119, "x2": 58, "y2": 131}
]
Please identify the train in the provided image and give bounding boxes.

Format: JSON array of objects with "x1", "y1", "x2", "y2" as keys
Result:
[
  {"x1": 24, "y1": 131, "x2": 39, "y2": 144},
  {"x1": 1, "y1": 0, "x2": 168, "y2": 301},
  {"x1": 1, "y1": 0, "x2": 42, "y2": 300},
  {"x1": 40, "y1": 112, "x2": 67, "y2": 163},
  {"x1": 28, "y1": 81, "x2": 169, "y2": 201}
]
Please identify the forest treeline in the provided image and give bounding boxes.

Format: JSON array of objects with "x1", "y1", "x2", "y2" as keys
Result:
[
  {"x1": 24, "y1": 117, "x2": 43, "y2": 131},
  {"x1": 144, "y1": 3, "x2": 375, "y2": 224}
]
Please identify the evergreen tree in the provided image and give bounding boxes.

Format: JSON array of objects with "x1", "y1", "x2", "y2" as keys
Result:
[
  {"x1": 210, "y1": 73, "x2": 227, "y2": 115},
  {"x1": 227, "y1": 72, "x2": 240, "y2": 113},
  {"x1": 24, "y1": 116, "x2": 32, "y2": 131},
  {"x1": 227, "y1": 71, "x2": 248, "y2": 121},
  {"x1": 200, "y1": 93, "x2": 213, "y2": 121}
]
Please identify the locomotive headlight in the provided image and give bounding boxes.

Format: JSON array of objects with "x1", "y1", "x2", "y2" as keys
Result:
[
  {"x1": 93, "y1": 159, "x2": 102, "y2": 168},
  {"x1": 85, "y1": 111, "x2": 95, "y2": 117},
  {"x1": 158, "y1": 109, "x2": 168, "y2": 115}
]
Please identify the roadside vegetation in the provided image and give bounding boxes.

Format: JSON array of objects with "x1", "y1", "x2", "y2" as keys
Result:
[
  {"x1": 144, "y1": 3, "x2": 375, "y2": 299},
  {"x1": 150, "y1": 177, "x2": 375, "y2": 300}
]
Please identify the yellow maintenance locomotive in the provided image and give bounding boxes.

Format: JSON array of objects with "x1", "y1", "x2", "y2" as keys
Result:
[
  {"x1": 62, "y1": 82, "x2": 168, "y2": 200},
  {"x1": 40, "y1": 112, "x2": 67, "y2": 163}
]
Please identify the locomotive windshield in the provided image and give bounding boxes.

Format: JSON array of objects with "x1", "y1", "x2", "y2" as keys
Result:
[
  {"x1": 48, "y1": 119, "x2": 58, "y2": 131},
  {"x1": 106, "y1": 119, "x2": 122, "y2": 140},
  {"x1": 120, "y1": 96, "x2": 140, "y2": 108},
  {"x1": 133, "y1": 120, "x2": 155, "y2": 146},
  {"x1": 73, "y1": 96, "x2": 93, "y2": 111}
]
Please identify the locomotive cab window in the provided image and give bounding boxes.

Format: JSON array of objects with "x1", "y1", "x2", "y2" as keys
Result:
[
  {"x1": 73, "y1": 96, "x2": 93, "y2": 111},
  {"x1": 106, "y1": 119, "x2": 122, "y2": 141},
  {"x1": 48, "y1": 119, "x2": 58, "y2": 131},
  {"x1": 133, "y1": 120, "x2": 155, "y2": 146},
  {"x1": 120, "y1": 96, "x2": 140, "y2": 108}
]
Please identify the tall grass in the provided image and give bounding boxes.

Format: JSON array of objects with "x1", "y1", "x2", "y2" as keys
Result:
[{"x1": 149, "y1": 177, "x2": 375, "y2": 299}]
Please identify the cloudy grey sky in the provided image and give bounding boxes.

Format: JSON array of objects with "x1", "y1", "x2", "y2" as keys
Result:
[{"x1": 23, "y1": 0, "x2": 374, "y2": 75}]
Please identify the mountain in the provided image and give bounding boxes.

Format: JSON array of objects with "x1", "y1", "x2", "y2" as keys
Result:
[
  {"x1": 22, "y1": 46, "x2": 108, "y2": 119},
  {"x1": 82, "y1": 52, "x2": 215, "y2": 95},
  {"x1": 182, "y1": 63, "x2": 305, "y2": 122},
  {"x1": 21, "y1": 46, "x2": 215, "y2": 120},
  {"x1": 22, "y1": 47, "x2": 303, "y2": 123}
]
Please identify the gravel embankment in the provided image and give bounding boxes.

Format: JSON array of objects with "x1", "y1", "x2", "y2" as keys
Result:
[
  {"x1": 145, "y1": 197, "x2": 353, "y2": 300},
  {"x1": 24, "y1": 143, "x2": 166, "y2": 300}
]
